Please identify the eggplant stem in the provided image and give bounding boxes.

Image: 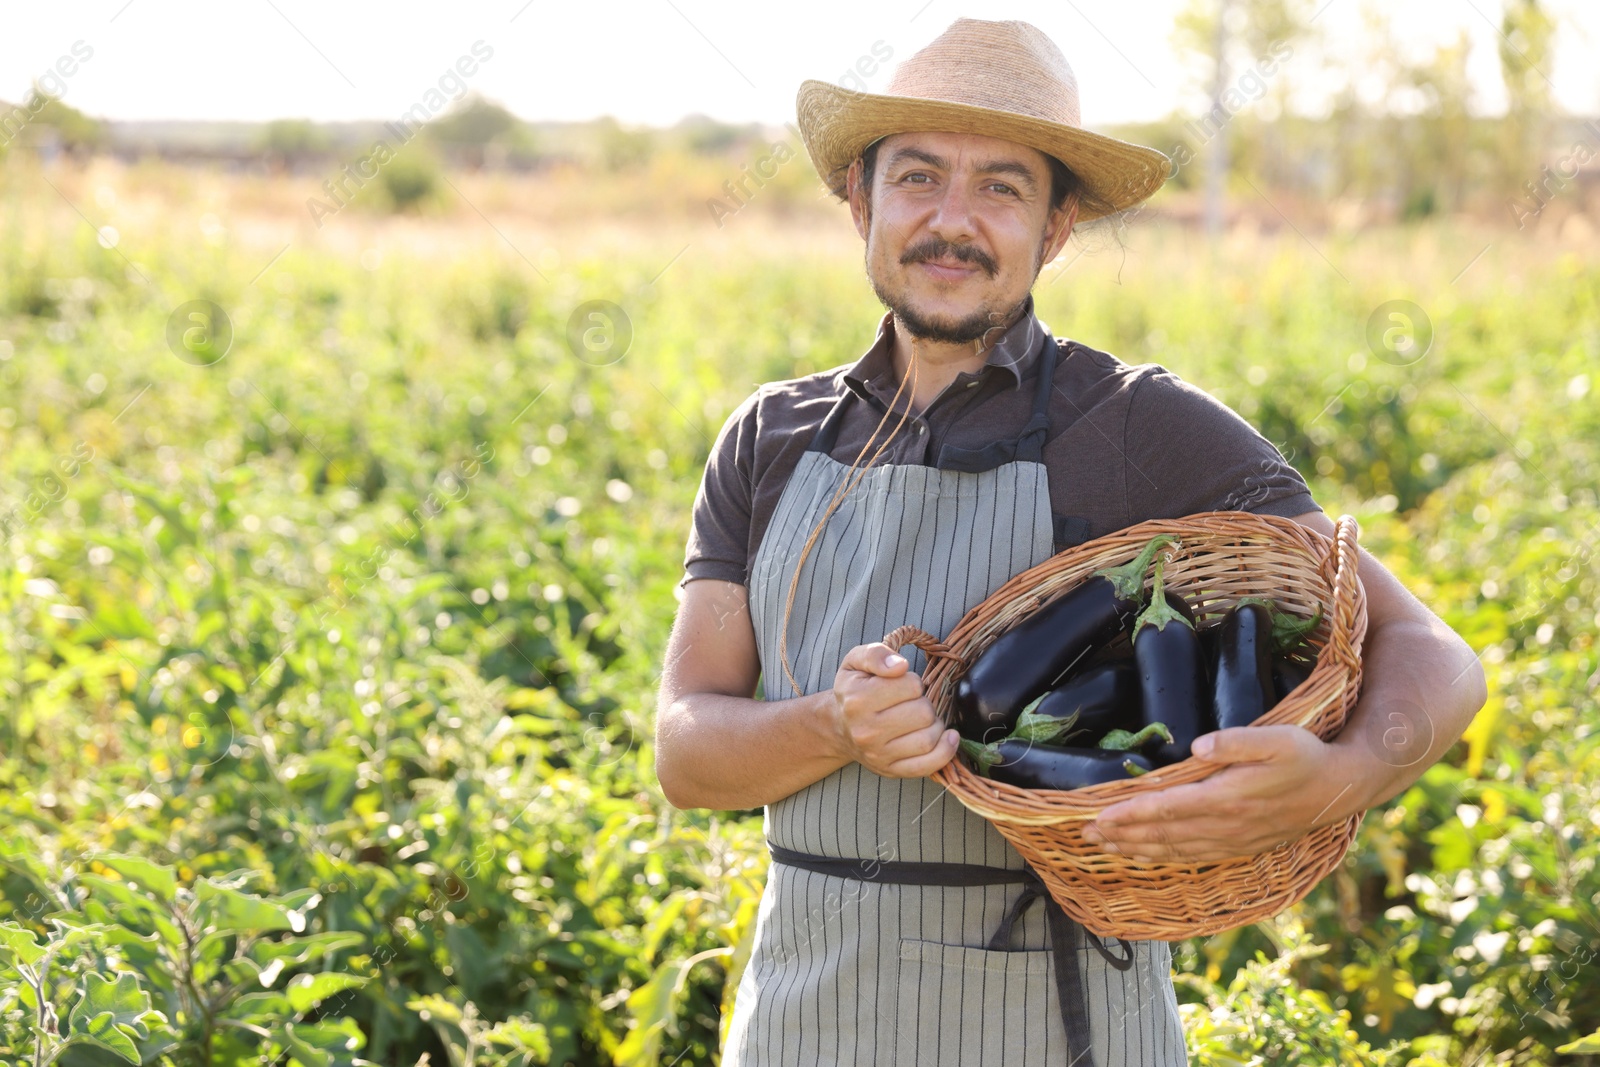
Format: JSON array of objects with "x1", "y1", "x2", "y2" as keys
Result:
[
  {"x1": 959, "y1": 737, "x2": 1000, "y2": 775},
  {"x1": 1092, "y1": 534, "x2": 1181, "y2": 604},
  {"x1": 1098, "y1": 722, "x2": 1173, "y2": 751},
  {"x1": 1234, "y1": 595, "x2": 1322, "y2": 652},
  {"x1": 1270, "y1": 604, "x2": 1323, "y2": 652},
  {"x1": 1013, "y1": 707, "x2": 1078, "y2": 744},
  {"x1": 1132, "y1": 556, "x2": 1194, "y2": 638}
]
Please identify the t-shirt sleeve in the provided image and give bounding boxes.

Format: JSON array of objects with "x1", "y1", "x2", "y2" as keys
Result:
[
  {"x1": 679, "y1": 388, "x2": 762, "y2": 590},
  {"x1": 1121, "y1": 367, "x2": 1319, "y2": 524}
]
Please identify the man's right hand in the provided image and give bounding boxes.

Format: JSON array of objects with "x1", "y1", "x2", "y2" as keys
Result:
[{"x1": 831, "y1": 643, "x2": 961, "y2": 778}]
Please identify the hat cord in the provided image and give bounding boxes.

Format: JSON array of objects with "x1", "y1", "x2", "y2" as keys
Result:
[{"x1": 775, "y1": 344, "x2": 918, "y2": 698}]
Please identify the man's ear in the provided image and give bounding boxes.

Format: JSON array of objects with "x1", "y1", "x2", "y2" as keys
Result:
[
  {"x1": 846, "y1": 157, "x2": 871, "y2": 241},
  {"x1": 1041, "y1": 192, "x2": 1080, "y2": 264}
]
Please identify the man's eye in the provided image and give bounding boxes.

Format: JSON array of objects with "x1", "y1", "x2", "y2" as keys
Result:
[
  {"x1": 902, "y1": 173, "x2": 932, "y2": 184},
  {"x1": 988, "y1": 183, "x2": 1018, "y2": 196}
]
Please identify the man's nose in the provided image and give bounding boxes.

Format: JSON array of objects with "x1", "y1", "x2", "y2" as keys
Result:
[{"x1": 926, "y1": 180, "x2": 978, "y2": 245}]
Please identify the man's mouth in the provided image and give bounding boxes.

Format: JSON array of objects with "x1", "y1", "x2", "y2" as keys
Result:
[{"x1": 917, "y1": 258, "x2": 982, "y2": 281}]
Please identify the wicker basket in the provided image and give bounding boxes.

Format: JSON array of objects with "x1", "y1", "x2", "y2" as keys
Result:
[{"x1": 882, "y1": 511, "x2": 1368, "y2": 941}]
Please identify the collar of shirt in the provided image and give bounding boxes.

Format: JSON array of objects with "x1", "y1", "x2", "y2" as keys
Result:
[{"x1": 841, "y1": 294, "x2": 1048, "y2": 409}]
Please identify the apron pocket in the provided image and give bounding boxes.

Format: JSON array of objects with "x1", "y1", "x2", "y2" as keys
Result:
[
  {"x1": 893, "y1": 937, "x2": 1188, "y2": 1066},
  {"x1": 892, "y1": 938, "x2": 1060, "y2": 1067}
]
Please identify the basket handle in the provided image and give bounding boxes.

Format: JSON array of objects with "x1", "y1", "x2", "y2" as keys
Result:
[
  {"x1": 881, "y1": 625, "x2": 964, "y2": 664},
  {"x1": 1329, "y1": 513, "x2": 1362, "y2": 637}
]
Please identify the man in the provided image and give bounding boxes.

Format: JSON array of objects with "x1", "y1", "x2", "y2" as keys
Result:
[{"x1": 655, "y1": 17, "x2": 1486, "y2": 1066}]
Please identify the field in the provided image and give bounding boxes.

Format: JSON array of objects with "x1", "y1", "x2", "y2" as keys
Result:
[{"x1": 1, "y1": 155, "x2": 1598, "y2": 1066}]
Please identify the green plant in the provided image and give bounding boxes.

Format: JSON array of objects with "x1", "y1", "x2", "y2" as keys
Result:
[
  {"x1": 0, "y1": 919, "x2": 172, "y2": 1066},
  {"x1": 407, "y1": 995, "x2": 549, "y2": 1066},
  {"x1": 1179, "y1": 918, "x2": 1414, "y2": 1066},
  {"x1": 0, "y1": 847, "x2": 372, "y2": 1066}
]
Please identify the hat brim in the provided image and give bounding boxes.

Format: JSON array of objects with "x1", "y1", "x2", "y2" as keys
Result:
[{"x1": 795, "y1": 79, "x2": 1170, "y2": 221}]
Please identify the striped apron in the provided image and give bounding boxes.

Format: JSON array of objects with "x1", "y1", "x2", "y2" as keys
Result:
[{"x1": 725, "y1": 338, "x2": 1188, "y2": 1065}]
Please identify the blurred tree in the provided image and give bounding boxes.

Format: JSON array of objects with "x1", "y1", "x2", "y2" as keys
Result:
[
  {"x1": 1173, "y1": 0, "x2": 1319, "y2": 231},
  {"x1": 427, "y1": 93, "x2": 539, "y2": 167},
  {"x1": 258, "y1": 118, "x2": 332, "y2": 169},
  {"x1": 1497, "y1": 0, "x2": 1556, "y2": 197},
  {"x1": 673, "y1": 113, "x2": 751, "y2": 155},
  {"x1": 23, "y1": 87, "x2": 104, "y2": 155},
  {"x1": 430, "y1": 93, "x2": 517, "y2": 145},
  {"x1": 1403, "y1": 31, "x2": 1474, "y2": 216},
  {"x1": 594, "y1": 115, "x2": 654, "y2": 172}
]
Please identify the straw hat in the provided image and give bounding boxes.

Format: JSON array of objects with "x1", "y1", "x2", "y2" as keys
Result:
[{"x1": 796, "y1": 18, "x2": 1169, "y2": 221}]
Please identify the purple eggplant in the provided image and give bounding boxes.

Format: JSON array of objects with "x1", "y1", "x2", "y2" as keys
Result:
[
  {"x1": 1132, "y1": 558, "x2": 1215, "y2": 765},
  {"x1": 1212, "y1": 600, "x2": 1276, "y2": 730},
  {"x1": 1271, "y1": 654, "x2": 1316, "y2": 702},
  {"x1": 1027, "y1": 660, "x2": 1141, "y2": 745},
  {"x1": 950, "y1": 535, "x2": 1178, "y2": 741},
  {"x1": 971, "y1": 739, "x2": 1155, "y2": 789}
]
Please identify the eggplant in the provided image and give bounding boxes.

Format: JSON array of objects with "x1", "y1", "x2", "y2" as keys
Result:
[
  {"x1": 1198, "y1": 624, "x2": 1220, "y2": 685},
  {"x1": 1027, "y1": 660, "x2": 1141, "y2": 745},
  {"x1": 950, "y1": 535, "x2": 1178, "y2": 741},
  {"x1": 977, "y1": 739, "x2": 1155, "y2": 789},
  {"x1": 1271, "y1": 653, "x2": 1316, "y2": 703},
  {"x1": 1132, "y1": 558, "x2": 1215, "y2": 765},
  {"x1": 1211, "y1": 600, "x2": 1276, "y2": 730}
]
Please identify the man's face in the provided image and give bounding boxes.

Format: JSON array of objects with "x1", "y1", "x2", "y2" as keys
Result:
[{"x1": 847, "y1": 130, "x2": 1077, "y2": 345}]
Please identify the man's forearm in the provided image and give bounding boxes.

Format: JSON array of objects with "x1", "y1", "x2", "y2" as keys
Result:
[
  {"x1": 656, "y1": 689, "x2": 852, "y2": 811},
  {"x1": 1328, "y1": 615, "x2": 1489, "y2": 817}
]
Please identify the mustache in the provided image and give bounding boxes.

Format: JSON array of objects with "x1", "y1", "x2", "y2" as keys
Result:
[{"x1": 901, "y1": 239, "x2": 998, "y2": 277}]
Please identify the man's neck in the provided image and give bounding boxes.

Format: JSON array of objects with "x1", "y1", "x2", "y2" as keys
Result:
[{"x1": 888, "y1": 304, "x2": 1027, "y2": 414}]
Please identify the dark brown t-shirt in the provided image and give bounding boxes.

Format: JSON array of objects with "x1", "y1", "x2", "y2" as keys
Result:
[{"x1": 679, "y1": 296, "x2": 1318, "y2": 590}]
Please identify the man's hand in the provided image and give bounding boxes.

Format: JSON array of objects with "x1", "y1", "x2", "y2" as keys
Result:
[
  {"x1": 831, "y1": 643, "x2": 960, "y2": 778},
  {"x1": 1081, "y1": 725, "x2": 1366, "y2": 863},
  {"x1": 1081, "y1": 507, "x2": 1488, "y2": 863}
]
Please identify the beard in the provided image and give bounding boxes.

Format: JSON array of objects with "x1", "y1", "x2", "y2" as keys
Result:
[{"x1": 865, "y1": 228, "x2": 1044, "y2": 345}]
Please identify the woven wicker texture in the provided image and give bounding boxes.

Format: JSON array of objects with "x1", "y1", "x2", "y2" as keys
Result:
[{"x1": 882, "y1": 511, "x2": 1369, "y2": 941}]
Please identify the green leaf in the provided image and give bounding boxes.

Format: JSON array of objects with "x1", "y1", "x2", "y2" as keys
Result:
[
  {"x1": 614, "y1": 948, "x2": 730, "y2": 1066},
  {"x1": 280, "y1": 1023, "x2": 334, "y2": 1067},
  {"x1": 227, "y1": 990, "x2": 292, "y2": 1022},
  {"x1": 0, "y1": 921, "x2": 46, "y2": 967},
  {"x1": 95, "y1": 855, "x2": 177, "y2": 904},
  {"x1": 640, "y1": 894, "x2": 690, "y2": 963},
  {"x1": 78, "y1": 874, "x2": 153, "y2": 913},
  {"x1": 285, "y1": 972, "x2": 367, "y2": 1013},
  {"x1": 485, "y1": 1018, "x2": 551, "y2": 1058},
  {"x1": 85, "y1": 599, "x2": 157, "y2": 641},
  {"x1": 407, "y1": 994, "x2": 464, "y2": 1026},
  {"x1": 285, "y1": 1016, "x2": 366, "y2": 1053},
  {"x1": 66, "y1": 972, "x2": 156, "y2": 1064},
  {"x1": 1557, "y1": 1029, "x2": 1600, "y2": 1054},
  {"x1": 248, "y1": 931, "x2": 366, "y2": 968},
  {"x1": 194, "y1": 879, "x2": 295, "y2": 934}
]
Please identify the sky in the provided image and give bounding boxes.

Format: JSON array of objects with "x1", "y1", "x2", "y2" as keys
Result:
[{"x1": 2, "y1": 0, "x2": 1597, "y2": 129}]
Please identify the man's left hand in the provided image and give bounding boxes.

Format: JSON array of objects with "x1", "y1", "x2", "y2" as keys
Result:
[{"x1": 1080, "y1": 725, "x2": 1371, "y2": 862}]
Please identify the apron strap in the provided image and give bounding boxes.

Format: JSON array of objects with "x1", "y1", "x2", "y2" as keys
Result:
[
  {"x1": 767, "y1": 842, "x2": 1135, "y2": 1065},
  {"x1": 936, "y1": 331, "x2": 1060, "y2": 472},
  {"x1": 806, "y1": 331, "x2": 1064, "y2": 471},
  {"x1": 1053, "y1": 512, "x2": 1093, "y2": 552},
  {"x1": 805, "y1": 380, "x2": 856, "y2": 455}
]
